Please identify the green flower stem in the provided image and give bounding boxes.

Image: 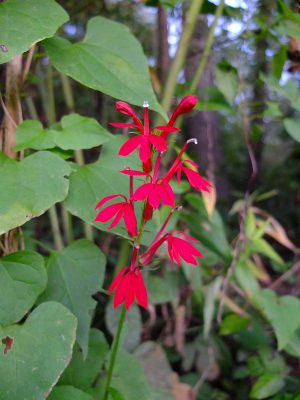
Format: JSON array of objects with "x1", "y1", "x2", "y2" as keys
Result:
[
  {"x1": 103, "y1": 304, "x2": 126, "y2": 400},
  {"x1": 158, "y1": 0, "x2": 205, "y2": 119},
  {"x1": 189, "y1": 0, "x2": 225, "y2": 94}
]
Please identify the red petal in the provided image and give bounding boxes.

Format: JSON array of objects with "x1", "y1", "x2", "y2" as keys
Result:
[
  {"x1": 95, "y1": 194, "x2": 125, "y2": 210},
  {"x1": 149, "y1": 135, "x2": 168, "y2": 152},
  {"x1": 108, "y1": 267, "x2": 128, "y2": 293},
  {"x1": 139, "y1": 137, "x2": 151, "y2": 162},
  {"x1": 95, "y1": 203, "x2": 123, "y2": 222},
  {"x1": 108, "y1": 206, "x2": 125, "y2": 230},
  {"x1": 123, "y1": 203, "x2": 137, "y2": 237},
  {"x1": 124, "y1": 272, "x2": 135, "y2": 309},
  {"x1": 135, "y1": 270, "x2": 148, "y2": 309},
  {"x1": 148, "y1": 185, "x2": 161, "y2": 209},
  {"x1": 133, "y1": 183, "x2": 152, "y2": 201},
  {"x1": 151, "y1": 125, "x2": 180, "y2": 133},
  {"x1": 120, "y1": 169, "x2": 148, "y2": 177},
  {"x1": 114, "y1": 274, "x2": 129, "y2": 308},
  {"x1": 182, "y1": 159, "x2": 198, "y2": 168},
  {"x1": 183, "y1": 167, "x2": 212, "y2": 192},
  {"x1": 119, "y1": 136, "x2": 142, "y2": 156},
  {"x1": 159, "y1": 181, "x2": 175, "y2": 207}
]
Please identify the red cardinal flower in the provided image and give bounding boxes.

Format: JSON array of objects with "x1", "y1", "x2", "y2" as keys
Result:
[
  {"x1": 133, "y1": 179, "x2": 175, "y2": 209},
  {"x1": 141, "y1": 230, "x2": 203, "y2": 266},
  {"x1": 177, "y1": 160, "x2": 212, "y2": 192},
  {"x1": 94, "y1": 194, "x2": 137, "y2": 237},
  {"x1": 108, "y1": 266, "x2": 148, "y2": 309}
]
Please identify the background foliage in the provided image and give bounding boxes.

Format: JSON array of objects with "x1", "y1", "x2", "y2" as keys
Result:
[{"x1": 0, "y1": 0, "x2": 300, "y2": 399}]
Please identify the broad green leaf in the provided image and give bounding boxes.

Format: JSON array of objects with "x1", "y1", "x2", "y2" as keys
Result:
[
  {"x1": 65, "y1": 136, "x2": 140, "y2": 238},
  {"x1": 271, "y1": 46, "x2": 287, "y2": 81},
  {"x1": 109, "y1": 387, "x2": 126, "y2": 400},
  {"x1": 147, "y1": 274, "x2": 177, "y2": 305},
  {"x1": 0, "y1": 251, "x2": 46, "y2": 326},
  {"x1": 283, "y1": 118, "x2": 300, "y2": 143},
  {"x1": 48, "y1": 386, "x2": 94, "y2": 400},
  {"x1": 260, "y1": 289, "x2": 300, "y2": 350},
  {"x1": 39, "y1": 240, "x2": 106, "y2": 357},
  {"x1": 0, "y1": 302, "x2": 77, "y2": 400},
  {"x1": 203, "y1": 277, "x2": 222, "y2": 339},
  {"x1": 0, "y1": 151, "x2": 71, "y2": 235},
  {"x1": 105, "y1": 303, "x2": 141, "y2": 352},
  {"x1": 234, "y1": 260, "x2": 260, "y2": 300},
  {"x1": 111, "y1": 350, "x2": 153, "y2": 400},
  {"x1": 44, "y1": 16, "x2": 164, "y2": 116},
  {"x1": 16, "y1": 114, "x2": 112, "y2": 151},
  {"x1": 59, "y1": 329, "x2": 108, "y2": 390},
  {"x1": 250, "y1": 373, "x2": 285, "y2": 399},
  {"x1": 0, "y1": 0, "x2": 68, "y2": 64},
  {"x1": 263, "y1": 102, "x2": 283, "y2": 118}
]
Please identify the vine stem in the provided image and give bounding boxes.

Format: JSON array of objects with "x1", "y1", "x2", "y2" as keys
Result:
[{"x1": 103, "y1": 304, "x2": 126, "y2": 400}]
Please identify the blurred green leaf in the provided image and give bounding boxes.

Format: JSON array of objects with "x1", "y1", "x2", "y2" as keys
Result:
[
  {"x1": 16, "y1": 114, "x2": 112, "y2": 151},
  {"x1": 106, "y1": 303, "x2": 141, "y2": 352},
  {"x1": 0, "y1": 251, "x2": 46, "y2": 325},
  {"x1": 59, "y1": 329, "x2": 108, "y2": 390},
  {"x1": 250, "y1": 238, "x2": 283, "y2": 264},
  {"x1": 283, "y1": 118, "x2": 300, "y2": 143},
  {"x1": 44, "y1": 17, "x2": 164, "y2": 116},
  {"x1": 0, "y1": 0, "x2": 68, "y2": 64},
  {"x1": 49, "y1": 386, "x2": 94, "y2": 400},
  {"x1": 216, "y1": 64, "x2": 239, "y2": 105},
  {"x1": 203, "y1": 277, "x2": 222, "y2": 339},
  {"x1": 147, "y1": 274, "x2": 177, "y2": 305},
  {"x1": 0, "y1": 302, "x2": 77, "y2": 400},
  {"x1": 220, "y1": 314, "x2": 250, "y2": 335},
  {"x1": 0, "y1": 151, "x2": 71, "y2": 235},
  {"x1": 39, "y1": 240, "x2": 106, "y2": 357},
  {"x1": 250, "y1": 373, "x2": 285, "y2": 399}
]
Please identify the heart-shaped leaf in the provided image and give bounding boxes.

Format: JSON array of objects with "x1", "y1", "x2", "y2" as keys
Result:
[
  {"x1": 59, "y1": 329, "x2": 108, "y2": 390},
  {"x1": 0, "y1": 0, "x2": 68, "y2": 64},
  {"x1": 0, "y1": 151, "x2": 71, "y2": 235},
  {"x1": 44, "y1": 16, "x2": 164, "y2": 115},
  {"x1": 260, "y1": 289, "x2": 300, "y2": 350},
  {"x1": 0, "y1": 302, "x2": 77, "y2": 400},
  {"x1": 0, "y1": 251, "x2": 47, "y2": 326},
  {"x1": 48, "y1": 386, "x2": 94, "y2": 400},
  {"x1": 39, "y1": 240, "x2": 106, "y2": 358},
  {"x1": 16, "y1": 114, "x2": 112, "y2": 151}
]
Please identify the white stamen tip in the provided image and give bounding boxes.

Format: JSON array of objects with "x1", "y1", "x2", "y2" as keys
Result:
[
  {"x1": 177, "y1": 206, "x2": 183, "y2": 211},
  {"x1": 143, "y1": 100, "x2": 149, "y2": 108},
  {"x1": 187, "y1": 138, "x2": 198, "y2": 144}
]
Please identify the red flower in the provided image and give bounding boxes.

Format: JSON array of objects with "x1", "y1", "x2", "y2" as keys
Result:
[
  {"x1": 177, "y1": 160, "x2": 212, "y2": 192},
  {"x1": 119, "y1": 133, "x2": 167, "y2": 163},
  {"x1": 108, "y1": 266, "x2": 148, "y2": 309},
  {"x1": 133, "y1": 179, "x2": 175, "y2": 209},
  {"x1": 94, "y1": 194, "x2": 137, "y2": 237},
  {"x1": 141, "y1": 231, "x2": 203, "y2": 266}
]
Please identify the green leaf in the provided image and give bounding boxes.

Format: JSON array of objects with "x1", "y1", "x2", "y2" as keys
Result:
[
  {"x1": 109, "y1": 387, "x2": 126, "y2": 400},
  {"x1": 48, "y1": 386, "x2": 94, "y2": 400},
  {"x1": 39, "y1": 240, "x2": 106, "y2": 357},
  {"x1": 0, "y1": 251, "x2": 47, "y2": 325},
  {"x1": 111, "y1": 350, "x2": 153, "y2": 400},
  {"x1": 283, "y1": 118, "x2": 300, "y2": 143},
  {"x1": 250, "y1": 373, "x2": 285, "y2": 399},
  {"x1": 44, "y1": 16, "x2": 164, "y2": 116},
  {"x1": 59, "y1": 329, "x2": 108, "y2": 390},
  {"x1": 65, "y1": 136, "x2": 141, "y2": 238},
  {"x1": 203, "y1": 277, "x2": 222, "y2": 339},
  {"x1": 215, "y1": 64, "x2": 239, "y2": 105},
  {"x1": 106, "y1": 303, "x2": 141, "y2": 352},
  {"x1": 260, "y1": 289, "x2": 300, "y2": 350},
  {"x1": 147, "y1": 274, "x2": 177, "y2": 305},
  {"x1": 250, "y1": 238, "x2": 283, "y2": 264},
  {"x1": 220, "y1": 314, "x2": 250, "y2": 335},
  {"x1": 0, "y1": 0, "x2": 68, "y2": 64},
  {"x1": 16, "y1": 114, "x2": 112, "y2": 151},
  {"x1": 271, "y1": 46, "x2": 287, "y2": 81},
  {"x1": 0, "y1": 151, "x2": 71, "y2": 235},
  {"x1": 0, "y1": 302, "x2": 77, "y2": 400}
]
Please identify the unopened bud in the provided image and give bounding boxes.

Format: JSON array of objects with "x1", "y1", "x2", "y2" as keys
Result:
[
  {"x1": 187, "y1": 138, "x2": 198, "y2": 144},
  {"x1": 143, "y1": 100, "x2": 149, "y2": 108}
]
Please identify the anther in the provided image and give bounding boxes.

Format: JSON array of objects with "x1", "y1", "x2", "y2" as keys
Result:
[
  {"x1": 187, "y1": 138, "x2": 198, "y2": 144},
  {"x1": 143, "y1": 100, "x2": 149, "y2": 108}
]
